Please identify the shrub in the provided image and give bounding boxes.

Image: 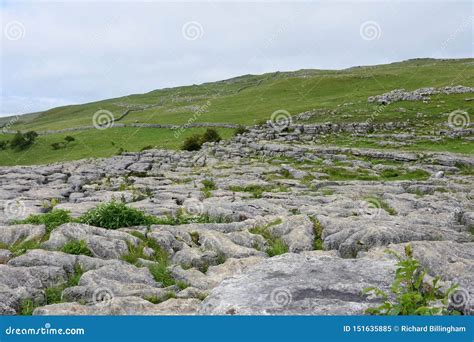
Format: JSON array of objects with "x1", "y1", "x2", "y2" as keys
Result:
[
  {"x1": 14, "y1": 209, "x2": 72, "y2": 233},
  {"x1": 364, "y1": 244, "x2": 458, "y2": 315},
  {"x1": 201, "y1": 128, "x2": 221, "y2": 143},
  {"x1": 62, "y1": 240, "x2": 93, "y2": 256},
  {"x1": 140, "y1": 145, "x2": 153, "y2": 151},
  {"x1": 78, "y1": 201, "x2": 158, "y2": 229},
  {"x1": 10, "y1": 131, "x2": 38, "y2": 151},
  {"x1": 51, "y1": 142, "x2": 64, "y2": 150},
  {"x1": 64, "y1": 136, "x2": 75, "y2": 143},
  {"x1": 234, "y1": 125, "x2": 248, "y2": 136},
  {"x1": 182, "y1": 134, "x2": 203, "y2": 151},
  {"x1": 0, "y1": 140, "x2": 8, "y2": 150}
]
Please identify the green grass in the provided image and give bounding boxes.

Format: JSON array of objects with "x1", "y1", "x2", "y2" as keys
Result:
[
  {"x1": 0, "y1": 127, "x2": 234, "y2": 166},
  {"x1": 0, "y1": 238, "x2": 42, "y2": 257},
  {"x1": 61, "y1": 240, "x2": 93, "y2": 256},
  {"x1": 229, "y1": 184, "x2": 274, "y2": 198},
  {"x1": 310, "y1": 217, "x2": 324, "y2": 250},
  {"x1": 78, "y1": 201, "x2": 158, "y2": 229},
  {"x1": 18, "y1": 264, "x2": 84, "y2": 315},
  {"x1": 13, "y1": 209, "x2": 72, "y2": 234},
  {"x1": 123, "y1": 231, "x2": 177, "y2": 287},
  {"x1": 1, "y1": 59, "x2": 472, "y2": 166},
  {"x1": 8, "y1": 59, "x2": 473, "y2": 131},
  {"x1": 249, "y1": 220, "x2": 289, "y2": 257},
  {"x1": 144, "y1": 291, "x2": 177, "y2": 304}
]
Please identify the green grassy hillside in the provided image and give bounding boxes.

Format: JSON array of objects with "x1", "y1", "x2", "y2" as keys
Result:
[{"x1": 1, "y1": 58, "x2": 473, "y2": 165}]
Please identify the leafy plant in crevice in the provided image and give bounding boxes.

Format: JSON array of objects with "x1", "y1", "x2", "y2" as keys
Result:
[
  {"x1": 0, "y1": 238, "x2": 42, "y2": 257},
  {"x1": 78, "y1": 201, "x2": 158, "y2": 229},
  {"x1": 18, "y1": 264, "x2": 84, "y2": 315},
  {"x1": 309, "y1": 216, "x2": 324, "y2": 250},
  {"x1": 249, "y1": 220, "x2": 288, "y2": 257},
  {"x1": 62, "y1": 240, "x2": 93, "y2": 257},
  {"x1": 123, "y1": 231, "x2": 176, "y2": 287},
  {"x1": 13, "y1": 209, "x2": 72, "y2": 234},
  {"x1": 364, "y1": 244, "x2": 459, "y2": 316}
]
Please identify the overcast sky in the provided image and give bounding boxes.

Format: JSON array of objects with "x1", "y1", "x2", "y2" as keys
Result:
[{"x1": 0, "y1": 0, "x2": 472, "y2": 117}]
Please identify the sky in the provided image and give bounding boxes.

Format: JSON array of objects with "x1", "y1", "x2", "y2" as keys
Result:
[{"x1": 0, "y1": 0, "x2": 472, "y2": 117}]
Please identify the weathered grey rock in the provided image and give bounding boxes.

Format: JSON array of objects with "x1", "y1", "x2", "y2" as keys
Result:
[
  {"x1": 0, "y1": 265, "x2": 68, "y2": 314},
  {"x1": 364, "y1": 241, "x2": 474, "y2": 313},
  {"x1": 0, "y1": 224, "x2": 45, "y2": 246},
  {"x1": 42, "y1": 223, "x2": 139, "y2": 259},
  {"x1": 271, "y1": 215, "x2": 315, "y2": 253},
  {"x1": 62, "y1": 262, "x2": 163, "y2": 302},
  {"x1": 200, "y1": 252, "x2": 396, "y2": 315},
  {"x1": 0, "y1": 249, "x2": 13, "y2": 264},
  {"x1": 319, "y1": 215, "x2": 473, "y2": 258},
  {"x1": 33, "y1": 296, "x2": 199, "y2": 315}
]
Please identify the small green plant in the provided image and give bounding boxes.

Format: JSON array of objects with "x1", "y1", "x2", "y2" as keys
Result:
[
  {"x1": 14, "y1": 209, "x2": 72, "y2": 233},
  {"x1": 182, "y1": 134, "x2": 203, "y2": 151},
  {"x1": 122, "y1": 232, "x2": 177, "y2": 287},
  {"x1": 78, "y1": 201, "x2": 158, "y2": 229},
  {"x1": 3, "y1": 238, "x2": 42, "y2": 257},
  {"x1": 234, "y1": 125, "x2": 248, "y2": 136},
  {"x1": 310, "y1": 216, "x2": 324, "y2": 250},
  {"x1": 229, "y1": 184, "x2": 272, "y2": 198},
  {"x1": 140, "y1": 145, "x2": 153, "y2": 151},
  {"x1": 64, "y1": 136, "x2": 75, "y2": 143},
  {"x1": 0, "y1": 140, "x2": 9, "y2": 150},
  {"x1": 364, "y1": 244, "x2": 458, "y2": 315},
  {"x1": 62, "y1": 240, "x2": 93, "y2": 256},
  {"x1": 201, "y1": 179, "x2": 216, "y2": 190},
  {"x1": 249, "y1": 221, "x2": 288, "y2": 257},
  {"x1": 144, "y1": 291, "x2": 177, "y2": 304},
  {"x1": 18, "y1": 299, "x2": 36, "y2": 315},
  {"x1": 17, "y1": 264, "x2": 84, "y2": 315},
  {"x1": 201, "y1": 128, "x2": 222, "y2": 143},
  {"x1": 201, "y1": 179, "x2": 216, "y2": 198}
]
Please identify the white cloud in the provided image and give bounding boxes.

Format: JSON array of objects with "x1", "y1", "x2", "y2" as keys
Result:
[{"x1": 0, "y1": 0, "x2": 472, "y2": 117}]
